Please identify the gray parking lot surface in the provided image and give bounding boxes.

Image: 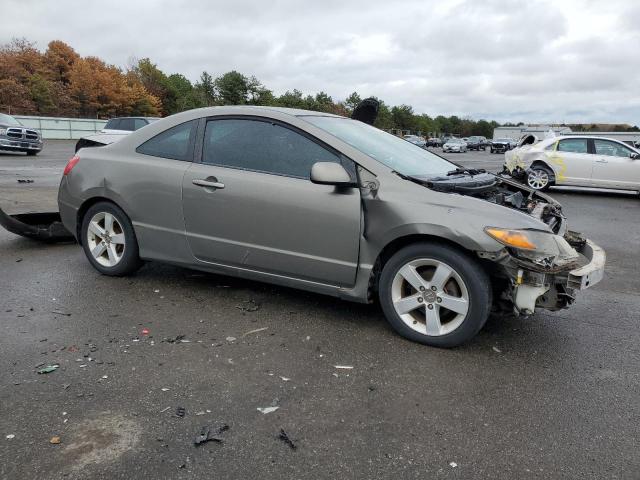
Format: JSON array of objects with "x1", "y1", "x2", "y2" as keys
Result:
[{"x1": 1, "y1": 141, "x2": 639, "y2": 479}]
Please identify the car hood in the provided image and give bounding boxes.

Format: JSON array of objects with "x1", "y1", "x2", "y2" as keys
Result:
[{"x1": 410, "y1": 171, "x2": 565, "y2": 234}]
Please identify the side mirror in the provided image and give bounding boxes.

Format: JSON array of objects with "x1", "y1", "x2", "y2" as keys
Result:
[
  {"x1": 310, "y1": 162, "x2": 355, "y2": 187},
  {"x1": 630, "y1": 153, "x2": 640, "y2": 160}
]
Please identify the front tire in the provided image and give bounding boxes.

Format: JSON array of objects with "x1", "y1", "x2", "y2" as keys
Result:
[
  {"x1": 526, "y1": 165, "x2": 553, "y2": 191},
  {"x1": 81, "y1": 201, "x2": 143, "y2": 276},
  {"x1": 26, "y1": 150, "x2": 38, "y2": 156},
  {"x1": 378, "y1": 242, "x2": 491, "y2": 347}
]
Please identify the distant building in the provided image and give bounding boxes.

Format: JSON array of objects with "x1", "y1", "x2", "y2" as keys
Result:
[
  {"x1": 492, "y1": 125, "x2": 571, "y2": 140},
  {"x1": 492, "y1": 125, "x2": 640, "y2": 146}
]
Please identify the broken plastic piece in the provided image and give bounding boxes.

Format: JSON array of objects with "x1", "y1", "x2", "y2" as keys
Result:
[
  {"x1": 334, "y1": 365, "x2": 354, "y2": 370},
  {"x1": 37, "y1": 364, "x2": 59, "y2": 374},
  {"x1": 278, "y1": 429, "x2": 297, "y2": 450},
  {"x1": 175, "y1": 406, "x2": 186, "y2": 418},
  {"x1": 0, "y1": 206, "x2": 74, "y2": 242},
  {"x1": 257, "y1": 406, "x2": 279, "y2": 414},
  {"x1": 50, "y1": 436, "x2": 61, "y2": 444},
  {"x1": 235, "y1": 300, "x2": 261, "y2": 312},
  {"x1": 194, "y1": 424, "x2": 229, "y2": 446}
]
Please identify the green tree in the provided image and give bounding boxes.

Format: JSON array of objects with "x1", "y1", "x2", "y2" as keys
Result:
[
  {"x1": 391, "y1": 104, "x2": 414, "y2": 131},
  {"x1": 344, "y1": 91, "x2": 362, "y2": 113},
  {"x1": 195, "y1": 71, "x2": 216, "y2": 106},
  {"x1": 215, "y1": 70, "x2": 250, "y2": 105}
]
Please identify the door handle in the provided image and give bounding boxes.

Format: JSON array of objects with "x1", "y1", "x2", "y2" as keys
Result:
[
  {"x1": 595, "y1": 159, "x2": 608, "y2": 164},
  {"x1": 193, "y1": 179, "x2": 225, "y2": 189}
]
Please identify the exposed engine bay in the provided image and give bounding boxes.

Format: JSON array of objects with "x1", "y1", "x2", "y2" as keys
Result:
[
  {"x1": 412, "y1": 169, "x2": 565, "y2": 234},
  {"x1": 401, "y1": 168, "x2": 602, "y2": 316}
]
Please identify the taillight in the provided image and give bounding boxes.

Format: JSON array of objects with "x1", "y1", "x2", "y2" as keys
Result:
[{"x1": 63, "y1": 155, "x2": 80, "y2": 175}]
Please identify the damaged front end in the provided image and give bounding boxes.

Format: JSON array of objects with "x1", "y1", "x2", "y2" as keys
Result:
[
  {"x1": 0, "y1": 206, "x2": 74, "y2": 242},
  {"x1": 413, "y1": 170, "x2": 605, "y2": 315}
]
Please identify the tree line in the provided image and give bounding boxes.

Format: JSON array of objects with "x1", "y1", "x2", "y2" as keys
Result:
[{"x1": 0, "y1": 38, "x2": 503, "y2": 137}]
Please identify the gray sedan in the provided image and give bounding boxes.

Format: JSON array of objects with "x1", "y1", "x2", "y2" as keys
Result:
[{"x1": 59, "y1": 106, "x2": 605, "y2": 347}]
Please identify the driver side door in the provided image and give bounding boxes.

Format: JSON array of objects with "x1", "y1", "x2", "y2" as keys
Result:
[{"x1": 182, "y1": 117, "x2": 362, "y2": 286}]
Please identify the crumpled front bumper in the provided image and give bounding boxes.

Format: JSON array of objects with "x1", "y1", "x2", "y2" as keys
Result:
[{"x1": 503, "y1": 238, "x2": 606, "y2": 315}]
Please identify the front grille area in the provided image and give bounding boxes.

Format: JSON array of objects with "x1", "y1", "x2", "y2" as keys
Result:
[
  {"x1": 5, "y1": 128, "x2": 39, "y2": 141},
  {"x1": 7, "y1": 128, "x2": 23, "y2": 139}
]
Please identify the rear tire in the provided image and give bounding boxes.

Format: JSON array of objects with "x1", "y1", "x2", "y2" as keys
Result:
[
  {"x1": 378, "y1": 242, "x2": 492, "y2": 348},
  {"x1": 81, "y1": 201, "x2": 143, "y2": 276}
]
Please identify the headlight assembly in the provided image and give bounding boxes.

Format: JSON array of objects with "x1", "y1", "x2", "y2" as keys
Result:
[{"x1": 484, "y1": 227, "x2": 580, "y2": 267}]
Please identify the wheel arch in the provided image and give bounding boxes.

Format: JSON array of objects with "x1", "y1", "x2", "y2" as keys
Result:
[
  {"x1": 367, "y1": 233, "x2": 480, "y2": 299},
  {"x1": 76, "y1": 196, "x2": 129, "y2": 245},
  {"x1": 529, "y1": 160, "x2": 557, "y2": 184}
]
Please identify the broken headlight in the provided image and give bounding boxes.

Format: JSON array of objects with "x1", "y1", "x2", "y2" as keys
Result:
[{"x1": 484, "y1": 227, "x2": 578, "y2": 267}]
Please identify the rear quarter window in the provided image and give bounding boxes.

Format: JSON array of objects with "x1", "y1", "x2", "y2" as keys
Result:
[{"x1": 136, "y1": 120, "x2": 197, "y2": 162}]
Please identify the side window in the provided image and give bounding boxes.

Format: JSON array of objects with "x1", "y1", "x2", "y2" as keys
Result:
[
  {"x1": 594, "y1": 139, "x2": 633, "y2": 158},
  {"x1": 119, "y1": 118, "x2": 135, "y2": 131},
  {"x1": 133, "y1": 119, "x2": 148, "y2": 130},
  {"x1": 557, "y1": 139, "x2": 588, "y2": 154},
  {"x1": 105, "y1": 119, "x2": 120, "y2": 130},
  {"x1": 136, "y1": 120, "x2": 197, "y2": 161},
  {"x1": 202, "y1": 118, "x2": 345, "y2": 179}
]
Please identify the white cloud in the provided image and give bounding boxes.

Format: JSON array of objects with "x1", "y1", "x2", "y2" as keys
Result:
[{"x1": 2, "y1": 0, "x2": 639, "y2": 124}]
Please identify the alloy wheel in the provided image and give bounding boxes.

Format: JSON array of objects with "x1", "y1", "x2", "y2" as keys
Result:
[
  {"x1": 86, "y1": 212, "x2": 126, "y2": 267},
  {"x1": 527, "y1": 169, "x2": 549, "y2": 190},
  {"x1": 391, "y1": 258, "x2": 469, "y2": 336}
]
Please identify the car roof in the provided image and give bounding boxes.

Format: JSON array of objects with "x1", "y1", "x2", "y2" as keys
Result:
[{"x1": 178, "y1": 105, "x2": 344, "y2": 119}]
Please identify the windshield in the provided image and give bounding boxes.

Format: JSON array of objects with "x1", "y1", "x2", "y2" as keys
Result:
[
  {"x1": 304, "y1": 116, "x2": 456, "y2": 177},
  {"x1": 447, "y1": 138, "x2": 463, "y2": 144},
  {"x1": 496, "y1": 138, "x2": 511, "y2": 142},
  {"x1": 0, "y1": 113, "x2": 22, "y2": 126}
]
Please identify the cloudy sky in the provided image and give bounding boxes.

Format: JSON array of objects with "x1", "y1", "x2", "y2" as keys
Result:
[{"x1": 2, "y1": 0, "x2": 639, "y2": 124}]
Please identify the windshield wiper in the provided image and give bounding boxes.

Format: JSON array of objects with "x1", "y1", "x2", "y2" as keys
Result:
[{"x1": 446, "y1": 167, "x2": 486, "y2": 176}]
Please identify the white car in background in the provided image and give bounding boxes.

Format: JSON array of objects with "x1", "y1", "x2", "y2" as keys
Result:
[
  {"x1": 75, "y1": 117, "x2": 159, "y2": 152},
  {"x1": 442, "y1": 138, "x2": 467, "y2": 153},
  {"x1": 504, "y1": 135, "x2": 640, "y2": 192}
]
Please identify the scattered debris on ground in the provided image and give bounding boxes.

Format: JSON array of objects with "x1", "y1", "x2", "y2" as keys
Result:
[
  {"x1": 257, "y1": 406, "x2": 279, "y2": 414},
  {"x1": 37, "y1": 364, "x2": 59, "y2": 374},
  {"x1": 194, "y1": 424, "x2": 229, "y2": 446},
  {"x1": 160, "y1": 407, "x2": 171, "y2": 413},
  {"x1": 243, "y1": 327, "x2": 268, "y2": 337},
  {"x1": 492, "y1": 346, "x2": 502, "y2": 353},
  {"x1": 334, "y1": 365, "x2": 354, "y2": 370},
  {"x1": 49, "y1": 436, "x2": 61, "y2": 444},
  {"x1": 141, "y1": 328, "x2": 150, "y2": 335},
  {"x1": 225, "y1": 336, "x2": 236, "y2": 342},
  {"x1": 235, "y1": 300, "x2": 261, "y2": 312},
  {"x1": 278, "y1": 429, "x2": 297, "y2": 450},
  {"x1": 280, "y1": 376, "x2": 291, "y2": 382},
  {"x1": 449, "y1": 462, "x2": 458, "y2": 468},
  {"x1": 17, "y1": 179, "x2": 34, "y2": 184},
  {"x1": 6, "y1": 434, "x2": 15, "y2": 439},
  {"x1": 175, "y1": 406, "x2": 186, "y2": 418},
  {"x1": 163, "y1": 335, "x2": 186, "y2": 344},
  {"x1": 51, "y1": 310, "x2": 71, "y2": 316}
]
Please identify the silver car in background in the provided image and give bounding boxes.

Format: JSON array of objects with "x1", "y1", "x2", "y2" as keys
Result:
[
  {"x1": 442, "y1": 138, "x2": 467, "y2": 153},
  {"x1": 60, "y1": 106, "x2": 605, "y2": 347},
  {"x1": 504, "y1": 135, "x2": 640, "y2": 191}
]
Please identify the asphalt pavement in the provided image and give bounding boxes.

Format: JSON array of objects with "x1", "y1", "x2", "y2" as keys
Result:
[{"x1": 1, "y1": 141, "x2": 639, "y2": 479}]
